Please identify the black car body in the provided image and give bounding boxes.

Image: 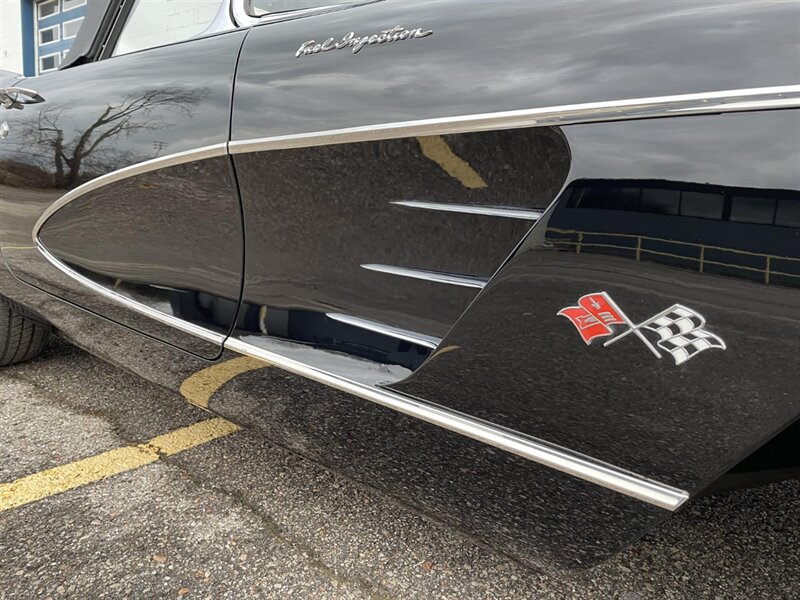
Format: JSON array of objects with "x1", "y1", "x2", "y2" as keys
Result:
[{"x1": 1, "y1": 0, "x2": 798, "y2": 568}]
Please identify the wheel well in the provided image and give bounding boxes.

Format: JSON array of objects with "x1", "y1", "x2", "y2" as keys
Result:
[{"x1": 701, "y1": 417, "x2": 800, "y2": 497}]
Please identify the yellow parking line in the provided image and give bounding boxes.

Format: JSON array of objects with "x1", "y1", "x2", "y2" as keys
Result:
[
  {"x1": 1, "y1": 355, "x2": 270, "y2": 512},
  {"x1": 416, "y1": 135, "x2": 488, "y2": 189},
  {"x1": 0, "y1": 418, "x2": 240, "y2": 512},
  {"x1": 179, "y1": 355, "x2": 269, "y2": 409}
]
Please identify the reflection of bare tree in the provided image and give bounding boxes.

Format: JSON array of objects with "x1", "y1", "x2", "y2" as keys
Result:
[{"x1": 20, "y1": 87, "x2": 208, "y2": 187}]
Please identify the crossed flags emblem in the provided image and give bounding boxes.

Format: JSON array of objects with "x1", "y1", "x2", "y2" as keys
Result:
[{"x1": 557, "y1": 292, "x2": 726, "y2": 365}]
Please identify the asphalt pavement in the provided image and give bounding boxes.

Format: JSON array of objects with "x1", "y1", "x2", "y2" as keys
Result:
[{"x1": 0, "y1": 337, "x2": 798, "y2": 599}]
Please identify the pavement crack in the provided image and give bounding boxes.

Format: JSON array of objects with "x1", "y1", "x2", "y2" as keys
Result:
[{"x1": 159, "y1": 455, "x2": 394, "y2": 600}]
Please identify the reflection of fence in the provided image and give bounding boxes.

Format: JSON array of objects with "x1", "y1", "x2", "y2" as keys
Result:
[{"x1": 546, "y1": 227, "x2": 800, "y2": 285}]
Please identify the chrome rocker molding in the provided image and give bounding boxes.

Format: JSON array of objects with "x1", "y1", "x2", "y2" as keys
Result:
[
  {"x1": 225, "y1": 335, "x2": 689, "y2": 511},
  {"x1": 229, "y1": 85, "x2": 800, "y2": 153},
  {"x1": 391, "y1": 200, "x2": 542, "y2": 220},
  {"x1": 35, "y1": 240, "x2": 226, "y2": 345},
  {"x1": 361, "y1": 263, "x2": 488, "y2": 288}
]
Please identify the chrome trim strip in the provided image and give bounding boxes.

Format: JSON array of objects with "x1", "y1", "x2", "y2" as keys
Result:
[
  {"x1": 231, "y1": 0, "x2": 377, "y2": 27},
  {"x1": 225, "y1": 336, "x2": 689, "y2": 511},
  {"x1": 327, "y1": 312, "x2": 441, "y2": 349},
  {"x1": 198, "y1": 0, "x2": 237, "y2": 36},
  {"x1": 35, "y1": 240, "x2": 226, "y2": 345},
  {"x1": 30, "y1": 143, "x2": 229, "y2": 346},
  {"x1": 391, "y1": 200, "x2": 542, "y2": 220},
  {"x1": 361, "y1": 264, "x2": 488, "y2": 288},
  {"x1": 31, "y1": 142, "x2": 228, "y2": 242},
  {"x1": 229, "y1": 86, "x2": 800, "y2": 153}
]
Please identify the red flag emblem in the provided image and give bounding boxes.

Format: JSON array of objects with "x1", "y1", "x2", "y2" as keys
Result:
[{"x1": 557, "y1": 292, "x2": 627, "y2": 344}]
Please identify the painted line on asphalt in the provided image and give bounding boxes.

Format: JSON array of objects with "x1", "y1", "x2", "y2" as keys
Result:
[
  {"x1": 179, "y1": 355, "x2": 269, "y2": 409},
  {"x1": 1, "y1": 355, "x2": 270, "y2": 512},
  {"x1": 416, "y1": 135, "x2": 488, "y2": 189},
  {"x1": 0, "y1": 418, "x2": 241, "y2": 513}
]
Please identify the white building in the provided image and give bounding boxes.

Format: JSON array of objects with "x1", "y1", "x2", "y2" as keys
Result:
[
  {"x1": 1, "y1": 0, "x2": 88, "y2": 76},
  {"x1": 1, "y1": 0, "x2": 224, "y2": 76}
]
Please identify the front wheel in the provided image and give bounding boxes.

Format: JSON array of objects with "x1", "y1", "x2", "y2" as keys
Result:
[{"x1": 0, "y1": 296, "x2": 51, "y2": 367}]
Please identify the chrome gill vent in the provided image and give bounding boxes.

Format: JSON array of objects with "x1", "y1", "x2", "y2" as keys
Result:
[
  {"x1": 327, "y1": 312, "x2": 442, "y2": 349},
  {"x1": 390, "y1": 200, "x2": 542, "y2": 221},
  {"x1": 360, "y1": 264, "x2": 489, "y2": 289}
]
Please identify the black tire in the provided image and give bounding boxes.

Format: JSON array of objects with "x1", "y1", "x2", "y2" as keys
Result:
[{"x1": 0, "y1": 297, "x2": 51, "y2": 367}]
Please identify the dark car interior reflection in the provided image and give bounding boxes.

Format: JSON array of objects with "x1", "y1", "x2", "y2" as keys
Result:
[{"x1": 548, "y1": 179, "x2": 800, "y2": 288}]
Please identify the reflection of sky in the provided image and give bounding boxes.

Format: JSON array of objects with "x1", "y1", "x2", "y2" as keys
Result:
[
  {"x1": 233, "y1": 0, "x2": 800, "y2": 139},
  {"x1": 1, "y1": 30, "x2": 246, "y2": 172},
  {"x1": 564, "y1": 110, "x2": 800, "y2": 191}
]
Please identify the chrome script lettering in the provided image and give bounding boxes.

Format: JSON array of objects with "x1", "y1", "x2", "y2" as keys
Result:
[{"x1": 295, "y1": 26, "x2": 433, "y2": 57}]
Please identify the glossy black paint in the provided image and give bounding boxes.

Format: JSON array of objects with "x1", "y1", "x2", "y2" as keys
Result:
[
  {"x1": 392, "y1": 110, "x2": 800, "y2": 492},
  {"x1": 232, "y1": 0, "x2": 798, "y2": 139},
  {"x1": 0, "y1": 0, "x2": 797, "y2": 570},
  {"x1": 232, "y1": 127, "x2": 569, "y2": 348},
  {"x1": 0, "y1": 31, "x2": 247, "y2": 358},
  {"x1": 0, "y1": 260, "x2": 666, "y2": 569}
]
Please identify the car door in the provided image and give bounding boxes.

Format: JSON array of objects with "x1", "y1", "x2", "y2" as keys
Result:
[
  {"x1": 227, "y1": 0, "x2": 571, "y2": 376},
  {"x1": 0, "y1": 0, "x2": 245, "y2": 359}
]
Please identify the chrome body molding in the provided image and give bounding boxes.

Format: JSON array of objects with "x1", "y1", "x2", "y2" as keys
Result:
[
  {"x1": 34, "y1": 241, "x2": 226, "y2": 345},
  {"x1": 327, "y1": 312, "x2": 441, "y2": 349},
  {"x1": 31, "y1": 86, "x2": 798, "y2": 243},
  {"x1": 224, "y1": 335, "x2": 690, "y2": 511},
  {"x1": 229, "y1": 85, "x2": 800, "y2": 153},
  {"x1": 31, "y1": 142, "x2": 228, "y2": 242},
  {"x1": 360, "y1": 263, "x2": 488, "y2": 288},
  {"x1": 391, "y1": 200, "x2": 542, "y2": 221}
]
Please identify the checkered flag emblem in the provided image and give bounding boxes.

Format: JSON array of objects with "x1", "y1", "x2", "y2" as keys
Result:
[
  {"x1": 641, "y1": 305, "x2": 727, "y2": 365},
  {"x1": 559, "y1": 292, "x2": 727, "y2": 365}
]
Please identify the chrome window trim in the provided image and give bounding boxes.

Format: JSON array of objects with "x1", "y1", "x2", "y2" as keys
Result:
[
  {"x1": 197, "y1": 0, "x2": 238, "y2": 38},
  {"x1": 225, "y1": 335, "x2": 690, "y2": 511},
  {"x1": 229, "y1": 85, "x2": 800, "y2": 153},
  {"x1": 231, "y1": 0, "x2": 376, "y2": 27}
]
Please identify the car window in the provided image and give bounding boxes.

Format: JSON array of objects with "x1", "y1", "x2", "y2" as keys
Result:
[
  {"x1": 113, "y1": 0, "x2": 224, "y2": 56},
  {"x1": 247, "y1": 0, "x2": 359, "y2": 17}
]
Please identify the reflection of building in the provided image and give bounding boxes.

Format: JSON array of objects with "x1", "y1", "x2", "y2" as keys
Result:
[
  {"x1": 0, "y1": 0, "x2": 219, "y2": 76},
  {"x1": 1, "y1": 0, "x2": 86, "y2": 76},
  {"x1": 548, "y1": 179, "x2": 800, "y2": 287}
]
